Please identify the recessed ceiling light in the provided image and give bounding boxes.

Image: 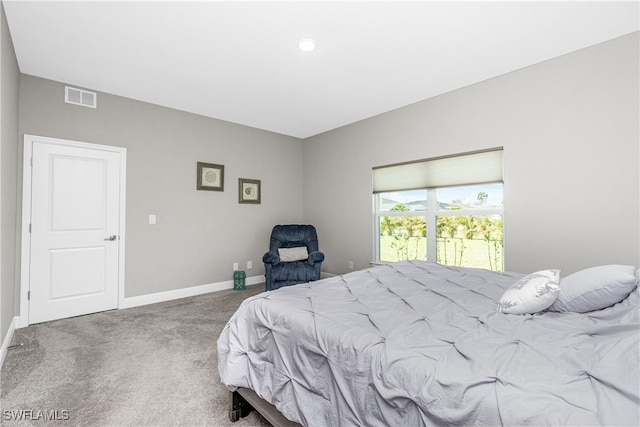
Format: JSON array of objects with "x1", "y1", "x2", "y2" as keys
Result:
[{"x1": 298, "y1": 38, "x2": 316, "y2": 52}]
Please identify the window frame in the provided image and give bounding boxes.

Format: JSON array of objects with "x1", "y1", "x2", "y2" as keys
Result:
[{"x1": 373, "y1": 186, "x2": 505, "y2": 270}]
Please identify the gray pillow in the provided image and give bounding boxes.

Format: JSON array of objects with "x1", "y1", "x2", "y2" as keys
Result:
[
  {"x1": 548, "y1": 265, "x2": 639, "y2": 313},
  {"x1": 278, "y1": 247, "x2": 309, "y2": 262}
]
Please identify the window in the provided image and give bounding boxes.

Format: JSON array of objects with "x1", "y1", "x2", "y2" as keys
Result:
[{"x1": 373, "y1": 149, "x2": 504, "y2": 271}]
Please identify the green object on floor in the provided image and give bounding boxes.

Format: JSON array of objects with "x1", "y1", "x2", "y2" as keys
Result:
[{"x1": 233, "y1": 270, "x2": 246, "y2": 290}]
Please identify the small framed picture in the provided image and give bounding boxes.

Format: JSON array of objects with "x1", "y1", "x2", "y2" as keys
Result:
[
  {"x1": 239, "y1": 178, "x2": 261, "y2": 204},
  {"x1": 197, "y1": 162, "x2": 224, "y2": 191}
]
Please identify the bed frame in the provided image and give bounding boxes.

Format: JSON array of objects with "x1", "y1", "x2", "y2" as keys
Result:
[{"x1": 230, "y1": 387, "x2": 302, "y2": 426}]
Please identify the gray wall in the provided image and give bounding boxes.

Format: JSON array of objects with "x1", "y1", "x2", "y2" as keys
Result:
[
  {"x1": 304, "y1": 33, "x2": 640, "y2": 276},
  {"x1": 18, "y1": 76, "x2": 304, "y2": 299},
  {"x1": 0, "y1": 1, "x2": 19, "y2": 345}
]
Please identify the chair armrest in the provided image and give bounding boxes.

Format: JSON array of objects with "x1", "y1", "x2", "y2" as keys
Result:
[
  {"x1": 263, "y1": 251, "x2": 280, "y2": 264},
  {"x1": 307, "y1": 251, "x2": 325, "y2": 265}
]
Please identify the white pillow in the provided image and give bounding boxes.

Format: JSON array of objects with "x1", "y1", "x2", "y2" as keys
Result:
[
  {"x1": 548, "y1": 265, "x2": 639, "y2": 313},
  {"x1": 278, "y1": 247, "x2": 309, "y2": 262},
  {"x1": 497, "y1": 269, "x2": 560, "y2": 315}
]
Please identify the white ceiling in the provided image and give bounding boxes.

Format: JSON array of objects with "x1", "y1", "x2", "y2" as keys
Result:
[{"x1": 4, "y1": 1, "x2": 639, "y2": 139}]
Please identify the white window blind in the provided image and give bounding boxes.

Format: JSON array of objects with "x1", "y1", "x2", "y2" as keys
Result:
[{"x1": 372, "y1": 148, "x2": 503, "y2": 193}]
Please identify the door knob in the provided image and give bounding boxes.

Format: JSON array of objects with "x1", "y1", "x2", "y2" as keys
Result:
[{"x1": 104, "y1": 235, "x2": 117, "y2": 241}]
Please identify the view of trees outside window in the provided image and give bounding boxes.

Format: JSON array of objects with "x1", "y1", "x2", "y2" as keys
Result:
[
  {"x1": 379, "y1": 214, "x2": 427, "y2": 261},
  {"x1": 435, "y1": 214, "x2": 503, "y2": 271},
  {"x1": 376, "y1": 183, "x2": 504, "y2": 271}
]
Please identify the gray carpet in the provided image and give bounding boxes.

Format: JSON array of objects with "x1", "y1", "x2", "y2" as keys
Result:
[{"x1": 1, "y1": 284, "x2": 271, "y2": 426}]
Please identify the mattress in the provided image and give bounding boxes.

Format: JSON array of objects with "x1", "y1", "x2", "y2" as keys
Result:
[{"x1": 217, "y1": 261, "x2": 640, "y2": 426}]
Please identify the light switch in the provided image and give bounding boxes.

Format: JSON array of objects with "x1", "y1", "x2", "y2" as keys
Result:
[{"x1": 149, "y1": 214, "x2": 157, "y2": 225}]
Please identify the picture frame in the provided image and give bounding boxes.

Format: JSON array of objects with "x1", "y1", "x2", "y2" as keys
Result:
[
  {"x1": 238, "y1": 178, "x2": 261, "y2": 204},
  {"x1": 197, "y1": 162, "x2": 224, "y2": 191}
]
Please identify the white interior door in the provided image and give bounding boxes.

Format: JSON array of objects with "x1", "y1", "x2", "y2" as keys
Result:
[{"x1": 29, "y1": 140, "x2": 122, "y2": 324}]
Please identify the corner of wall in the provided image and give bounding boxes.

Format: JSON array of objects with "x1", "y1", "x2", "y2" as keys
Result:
[{"x1": 0, "y1": 0, "x2": 21, "y2": 349}]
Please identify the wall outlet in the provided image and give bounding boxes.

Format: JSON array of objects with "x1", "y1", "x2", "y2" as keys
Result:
[
  {"x1": 148, "y1": 214, "x2": 156, "y2": 225},
  {"x1": 348, "y1": 261, "x2": 354, "y2": 270},
  {"x1": 233, "y1": 262, "x2": 239, "y2": 271},
  {"x1": 247, "y1": 261, "x2": 252, "y2": 269}
]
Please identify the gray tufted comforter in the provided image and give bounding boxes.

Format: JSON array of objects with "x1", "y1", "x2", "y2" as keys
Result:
[{"x1": 217, "y1": 261, "x2": 640, "y2": 426}]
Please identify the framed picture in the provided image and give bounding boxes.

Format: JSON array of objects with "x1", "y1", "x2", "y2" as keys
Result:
[
  {"x1": 239, "y1": 178, "x2": 261, "y2": 204},
  {"x1": 197, "y1": 162, "x2": 224, "y2": 191}
]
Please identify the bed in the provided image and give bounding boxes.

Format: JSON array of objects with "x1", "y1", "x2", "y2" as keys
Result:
[{"x1": 217, "y1": 260, "x2": 640, "y2": 426}]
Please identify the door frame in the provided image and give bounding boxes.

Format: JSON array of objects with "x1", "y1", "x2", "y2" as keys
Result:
[{"x1": 19, "y1": 135, "x2": 127, "y2": 327}]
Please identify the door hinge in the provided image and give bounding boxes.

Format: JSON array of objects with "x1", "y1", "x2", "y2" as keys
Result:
[
  {"x1": 27, "y1": 291, "x2": 30, "y2": 300},
  {"x1": 30, "y1": 156, "x2": 33, "y2": 167},
  {"x1": 29, "y1": 223, "x2": 31, "y2": 233}
]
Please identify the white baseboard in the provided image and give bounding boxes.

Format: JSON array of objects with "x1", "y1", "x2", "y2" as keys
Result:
[
  {"x1": 120, "y1": 275, "x2": 264, "y2": 309},
  {"x1": 0, "y1": 316, "x2": 18, "y2": 370}
]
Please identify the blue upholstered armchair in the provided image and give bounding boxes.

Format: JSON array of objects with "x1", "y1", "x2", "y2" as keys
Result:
[{"x1": 263, "y1": 225, "x2": 325, "y2": 291}]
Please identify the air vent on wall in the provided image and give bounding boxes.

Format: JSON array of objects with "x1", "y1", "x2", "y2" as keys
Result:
[{"x1": 65, "y1": 86, "x2": 97, "y2": 108}]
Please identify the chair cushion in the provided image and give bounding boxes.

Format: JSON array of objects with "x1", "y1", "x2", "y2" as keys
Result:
[{"x1": 278, "y1": 247, "x2": 309, "y2": 262}]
